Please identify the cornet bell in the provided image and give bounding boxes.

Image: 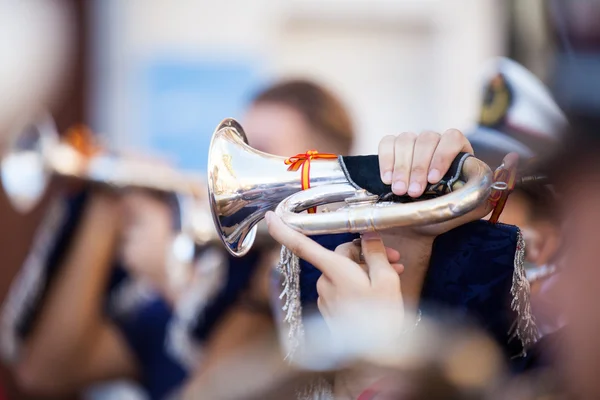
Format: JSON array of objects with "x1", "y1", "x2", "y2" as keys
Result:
[{"x1": 207, "y1": 119, "x2": 348, "y2": 257}]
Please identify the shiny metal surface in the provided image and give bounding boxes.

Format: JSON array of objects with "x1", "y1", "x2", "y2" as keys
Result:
[
  {"x1": 173, "y1": 192, "x2": 277, "y2": 248},
  {"x1": 207, "y1": 119, "x2": 348, "y2": 257},
  {"x1": 207, "y1": 118, "x2": 495, "y2": 257},
  {"x1": 492, "y1": 175, "x2": 549, "y2": 192},
  {"x1": 1, "y1": 113, "x2": 59, "y2": 213},
  {"x1": 275, "y1": 157, "x2": 493, "y2": 235}
]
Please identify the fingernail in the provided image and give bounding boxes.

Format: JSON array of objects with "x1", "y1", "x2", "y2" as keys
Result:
[
  {"x1": 382, "y1": 171, "x2": 393, "y2": 184},
  {"x1": 392, "y1": 181, "x2": 406, "y2": 194},
  {"x1": 428, "y1": 168, "x2": 440, "y2": 182},
  {"x1": 265, "y1": 211, "x2": 273, "y2": 225},
  {"x1": 408, "y1": 182, "x2": 421, "y2": 195}
]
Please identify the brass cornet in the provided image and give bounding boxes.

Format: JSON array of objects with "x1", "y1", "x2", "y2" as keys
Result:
[{"x1": 207, "y1": 119, "x2": 495, "y2": 257}]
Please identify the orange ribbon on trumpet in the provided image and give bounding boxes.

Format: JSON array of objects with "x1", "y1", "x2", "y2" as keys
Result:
[
  {"x1": 284, "y1": 150, "x2": 338, "y2": 213},
  {"x1": 64, "y1": 125, "x2": 102, "y2": 157}
]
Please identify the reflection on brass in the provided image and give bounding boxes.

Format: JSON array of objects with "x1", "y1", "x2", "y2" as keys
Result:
[{"x1": 222, "y1": 154, "x2": 234, "y2": 179}]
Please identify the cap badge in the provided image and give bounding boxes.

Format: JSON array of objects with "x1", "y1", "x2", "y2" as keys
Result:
[{"x1": 480, "y1": 73, "x2": 512, "y2": 127}]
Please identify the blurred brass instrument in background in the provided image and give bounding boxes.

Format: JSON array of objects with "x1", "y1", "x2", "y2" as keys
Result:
[
  {"x1": 207, "y1": 118, "x2": 495, "y2": 257},
  {"x1": 0, "y1": 113, "x2": 221, "y2": 248}
]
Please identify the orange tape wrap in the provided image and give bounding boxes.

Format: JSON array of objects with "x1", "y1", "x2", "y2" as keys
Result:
[{"x1": 284, "y1": 150, "x2": 338, "y2": 213}]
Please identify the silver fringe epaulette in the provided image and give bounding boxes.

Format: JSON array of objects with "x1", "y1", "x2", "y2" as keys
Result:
[{"x1": 509, "y1": 229, "x2": 540, "y2": 356}]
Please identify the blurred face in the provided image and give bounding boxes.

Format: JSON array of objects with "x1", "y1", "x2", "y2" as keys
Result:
[
  {"x1": 487, "y1": 193, "x2": 537, "y2": 264},
  {"x1": 119, "y1": 191, "x2": 174, "y2": 288},
  {"x1": 243, "y1": 103, "x2": 316, "y2": 156},
  {"x1": 491, "y1": 192, "x2": 560, "y2": 267},
  {"x1": 494, "y1": 192, "x2": 531, "y2": 228},
  {"x1": 491, "y1": 191, "x2": 563, "y2": 336},
  {"x1": 556, "y1": 168, "x2": 600, "y2": 397}
]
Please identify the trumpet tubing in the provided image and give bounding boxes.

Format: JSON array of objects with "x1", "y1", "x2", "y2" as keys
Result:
[
  {"x1": 1, "y1": 114, "x2": 206, "y2": 213},
  {"x1": 45, "y1": 142, "x2": 205, "y2": 196},
  {"x1": 275, "y1": 157, "x2": 492, "y2": 236}
]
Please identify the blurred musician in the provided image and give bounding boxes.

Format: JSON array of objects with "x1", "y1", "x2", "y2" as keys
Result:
[
  {"x1": 0, "y1": 156, "x2": 249, "y2": 400},
  {"x1": 1, "y1": 79, "x2": 355, "y2": 399},
  {"x1": 467, "y1": 57, "x2": 565, "y2": 337},
  {"x1": 518, "y1": 0, "x2": 600, "y2": 397},
  {"x1": 178, "y1": 79, "x2": 356, "y2": 397}
]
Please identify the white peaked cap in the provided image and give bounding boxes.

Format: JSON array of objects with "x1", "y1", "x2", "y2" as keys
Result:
[
  {"x1": 468, "y1": 57, "x2": 568, "y2": 167},
  {"x1": 478, "y1": 57, "x2": 567, "y2": 138}
]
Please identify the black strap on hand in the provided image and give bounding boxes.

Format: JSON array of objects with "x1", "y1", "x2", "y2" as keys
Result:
[{"x1": 339, "y1": 152, "x2": 472, "y2": 202}]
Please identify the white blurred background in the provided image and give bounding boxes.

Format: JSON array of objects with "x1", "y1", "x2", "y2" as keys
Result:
[{"x1": 90, "y1": 0, "x2": 507, "y2": 170}]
